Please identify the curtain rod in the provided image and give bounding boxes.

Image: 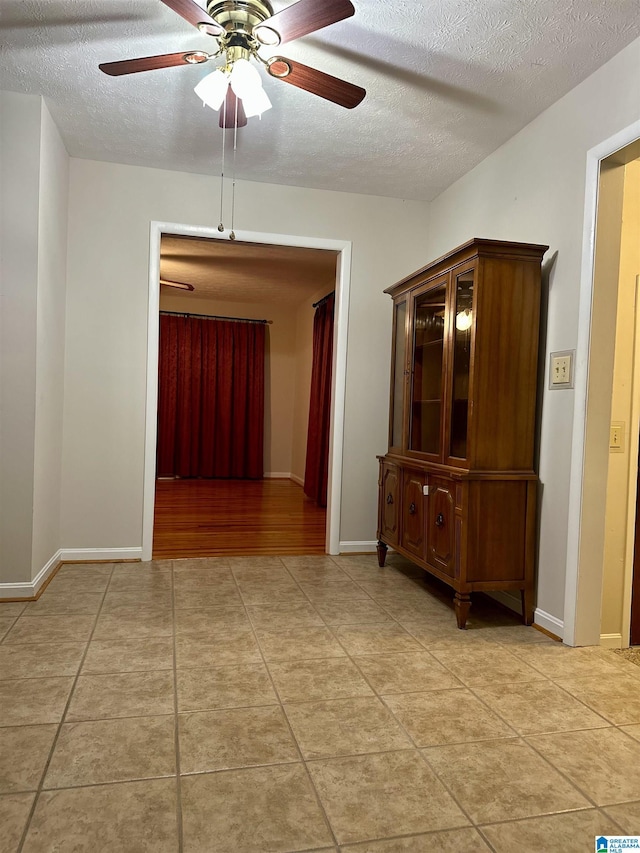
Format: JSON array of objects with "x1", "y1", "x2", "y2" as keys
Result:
[
  {"x1": 313, "y1": 291, "x2": 335, "y2": 309},
  {"x1": 160, "y1": 311, "x2": 272, "y2": 325}
]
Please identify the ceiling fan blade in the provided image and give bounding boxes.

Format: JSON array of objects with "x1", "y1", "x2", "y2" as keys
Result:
[
  {"x1": 99, "y1": 51, "x2": 209, "y2": 76},
  {"x1": 159, "y1": 0, "x2": 224, "y2": 35},
  {"x1": 160, "y1": 279, "x2": 195, "y2": 291},
  {"x1": 267, "y1": 57, "x2": 365, "y2": 108},
  {"x1": 255, "y1": 0, "x2": 354, "y2": 45},
  {"x1": 219, "y1": 87, "x2": 248, "y2": 128}
]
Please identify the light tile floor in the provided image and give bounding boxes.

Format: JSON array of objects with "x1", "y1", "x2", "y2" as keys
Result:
[{"x1": 1, "y1": 554, "x2": 640, "y2": 852}]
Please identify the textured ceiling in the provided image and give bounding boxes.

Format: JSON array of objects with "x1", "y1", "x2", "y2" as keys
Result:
[
  {"x1": 160, "y1": 234, "x2": 338, "y2": 303},
  {"x1": 1, "y1": 1, "x2": 639, "y2": 201}
]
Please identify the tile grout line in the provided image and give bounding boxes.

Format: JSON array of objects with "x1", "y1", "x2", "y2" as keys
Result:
[
  {"x1": 352, "y1": 669, "x2": 480, "y2": 835},
  {"x1": 15, "y1": 563, "x2": 117, "y2": 853},
  {"x1": 537, "y1": 667, "x2": 637, "y2": 727},
  {"x1": 471, "y1": 803, "x2": 628, "y2": 830},
  {"x1": 312, "y1": 569, "x2": 619, "y2": 834},
  {"x1": 280, "y1": 559, "x2": 484, "y2": 845},
  {"x1": 229, "y1": 556, "x2": 341, "y2": 852},
  {"x1": 8, "y1": 555, "x2": 639, "y2": 850},
  {"x1": 414, "y1": 652, "x2": 607, "y2": 816},
  {"x1": 170, "y1": 561, "x2": 185, "y2": 853},
  {"x1": 379, "y1": 618, "x2": 613, "y2": 819},
  {"x1": 289, "y1": 559, "x2": 465, "y2": 851},
  {"x1": 260, "y1": 566, "x2": 640, "y2": 825},
  {"x1": 434, "y1": 648, "x2": 635, "y2": 811},
  {"x1": 0, "y1": 615, "x2": 21, "y2": 644}
]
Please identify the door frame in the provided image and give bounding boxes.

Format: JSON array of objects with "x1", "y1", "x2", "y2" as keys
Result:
[
  {"x1": 564, "y1": 119, "x2": 640, "y2": 646},
  {"x1": 142, "y1": 221, "x2": 352, "y2": 560}
]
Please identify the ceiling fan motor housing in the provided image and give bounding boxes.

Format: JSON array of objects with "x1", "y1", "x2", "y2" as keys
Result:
[{"x1": 207, "y1": 0, "x2": 274, "y2": 38}]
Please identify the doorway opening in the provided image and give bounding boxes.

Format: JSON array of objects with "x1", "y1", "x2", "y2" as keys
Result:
[
  {"x1": 142, "y1": 223, "x2": 352, "y2": 561},
  {"x1": 565, "y1": 129, "x2": 640, "y2": 648}
]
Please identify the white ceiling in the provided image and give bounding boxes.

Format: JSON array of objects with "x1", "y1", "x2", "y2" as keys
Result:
[
  {"x1": 1, "y1": 0, "x2": 639, "y2": 201},
  {"x1": 160, "y1": 233, "x2": 338, "y2": 303}
]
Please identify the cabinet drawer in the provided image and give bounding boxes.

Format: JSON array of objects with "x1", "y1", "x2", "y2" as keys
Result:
[
  {"x1": 379, "y1": 461, "x2": 400, "y2": 546},
  {"x1": 426, "y1": 477, "x2": 456, "y2": 577},
  {"x1": 401, "y1": 469, "x2": 427, "y2": 559}
]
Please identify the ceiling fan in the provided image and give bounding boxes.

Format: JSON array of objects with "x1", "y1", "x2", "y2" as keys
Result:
[{"x1": 99, "y1": 0, "x2": 366, "y2": 127}]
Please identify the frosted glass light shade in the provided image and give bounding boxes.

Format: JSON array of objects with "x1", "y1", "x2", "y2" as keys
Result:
[
  {"x1": 242, "y1": 86, "x2": 272, "y2": 117},
  {"x1": 230, "y1": 58, "x2": 263, "y2": 100},
  {"x1": 455, "y1": 309, "x2": 472, "y2": 332},
  {"x1": 194, "y1": 69, "x2": 229, "y2": 110}
]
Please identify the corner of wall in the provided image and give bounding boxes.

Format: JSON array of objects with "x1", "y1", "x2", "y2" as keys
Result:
[{"x1": 31, "y1": 99, "x2": 70, "y2": 581}]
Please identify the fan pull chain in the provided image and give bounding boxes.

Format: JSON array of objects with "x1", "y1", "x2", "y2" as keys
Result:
[
  {"x1": 229, "y1": 95, "x2": 239, "y2": 241},
  {"x1": 217, "y1": 90, "x2": 227, "y2": 233}
]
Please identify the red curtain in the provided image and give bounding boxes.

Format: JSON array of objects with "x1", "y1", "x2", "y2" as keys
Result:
[
  {"x1": 156, "y1": 314, "x2": 265, "y2": 479},
  {"x1": 304, "y1": 294, "x2": 335, "y2": 507}
]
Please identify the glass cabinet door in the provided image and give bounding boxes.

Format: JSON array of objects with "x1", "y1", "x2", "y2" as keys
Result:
[
  {"x1": 409, "y1": 282, "x2": 447, "y2": 455},
  {"x1": 449, "y1": 268, "x2": 474, "y2": 459},
  {"x1": 390, "y1": 299, "x2": 407, "y2": 449}
]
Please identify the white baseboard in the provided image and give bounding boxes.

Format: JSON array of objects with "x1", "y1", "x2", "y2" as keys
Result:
[
  {"x1": 0, "y1": 549, "x2": 62, "y2": 600},
  {"x1": 488, "y1": 590, "x2": 522, "y2": 615},
  {"x1": 264, "y1": 472, "x2": 291, "y2": 479},
  {"x1": 289, "y1": 474, "x2": 304, "y2": 487},
  {"x1": 59, "y1": 547, "x2": 143, "y2": 562},
  {"x1": 339, "y1": 541, "x2": 378, "y2": 554},
  {"x1": 600, "y1": 632, "x2": 623, "y2": 649},
  {"x1": 473, "y1": 592, "x2": 564, "y2": 641},
  {"x1": 534, "y1": 607, "x2": 564, "y2": 640}
]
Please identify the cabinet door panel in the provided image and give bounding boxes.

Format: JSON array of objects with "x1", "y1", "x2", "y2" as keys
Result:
[
  {"x1": 427, "y1": 478, "x2": 455, "y2": 577},
  {"x1": 389, "y1": 299, "x2": 408, "y2": 451},
  {"x1": 379, "y1": 462, "x2": 400, "y2": 546},
  {"x1": 409, "y1": 280, "x2": 448, "y2": 459},
  {"x1": 448, "y1": 264, "x2": 475, "y2": 463},
  {"x1": 401, "y1": 470, "x2": 426, "y2": 559}
]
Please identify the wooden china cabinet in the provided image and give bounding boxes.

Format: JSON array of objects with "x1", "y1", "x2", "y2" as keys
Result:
[{"x1": 377, "y1": 238, "x2": 548, "y2": 629}]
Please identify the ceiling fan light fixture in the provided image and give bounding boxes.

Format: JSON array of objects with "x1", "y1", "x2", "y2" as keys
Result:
[
  {"x1": 194, "y1": 68, "x2": 230, "y2": 110},
  {"x1": 230, "y1": 58, "x2": 263, "y2": 99},
  {"x1": 242, "y1": 85, "x2": 272, "y2": 117}
]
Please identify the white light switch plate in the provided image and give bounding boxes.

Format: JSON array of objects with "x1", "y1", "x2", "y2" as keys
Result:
[{"x1": 549, "y1": 350, "x2": 575, "y2": 390}]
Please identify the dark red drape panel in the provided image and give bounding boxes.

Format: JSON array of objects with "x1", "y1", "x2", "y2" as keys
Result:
[
  {"x1": 304, "y1": 293, "x2": 335, "y2": 507},
  {"x1": 156, "y1": 314, "x2": 265, "y2": 479}
]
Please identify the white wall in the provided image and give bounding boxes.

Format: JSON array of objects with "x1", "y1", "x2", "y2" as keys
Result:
[
  {"x1": 159, "y1": 291, "x2": 298, "y2": 476},
  {"x1": 0, "y1": 92, "x2": 40, "y2": 584},
  {"x1": 31, "y1": 102, "x2": 69, "y2": 579},
  {"x1": 61, "y1": 162, "x2": 430, "y2": 551},
  {"x1": 0, "y1": 93, "x2": 69, "y2": 588},
  {"x1": 425, "y1": 37, "x2": 640, "y2": 634}
]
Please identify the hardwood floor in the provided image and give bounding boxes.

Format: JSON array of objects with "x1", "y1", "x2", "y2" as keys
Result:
[{"x1": 153, "y1": 478, "x2": 327, "y2": 558}]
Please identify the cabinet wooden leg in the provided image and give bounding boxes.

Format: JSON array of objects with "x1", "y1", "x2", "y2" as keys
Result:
[
  {"x1": 521, "y1": 587, "x2": 535, "y2": 626},
  {"x1": 376, "y1": 541, "x2": 388, "y2": 568},
  {"x1": 454, "y1": 592, "x2": 471, "y2": 629}
]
